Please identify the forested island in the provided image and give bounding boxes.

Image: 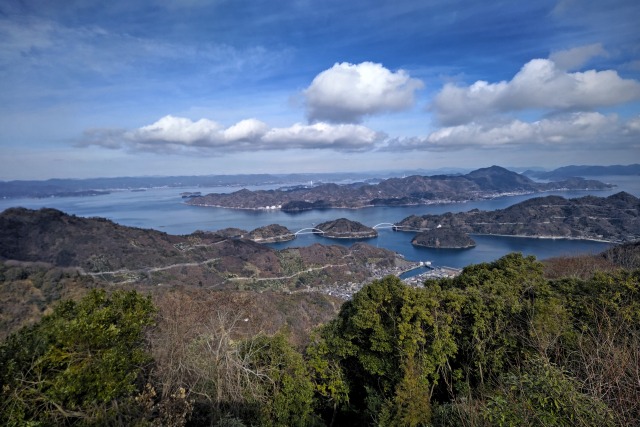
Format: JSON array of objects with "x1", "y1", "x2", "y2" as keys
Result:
[
  {"x1": 187, "y1": 166, "x2": 613, "y2": 211},
  {"x1": 411, "y1": 228, "x2": 477, "y2": 248},
  {"x1": 316, "y1": 218, "x2": 378, "y2": 239},
  {"x1": 396, "y1": 191, "x2": 640, "y2": 243}
]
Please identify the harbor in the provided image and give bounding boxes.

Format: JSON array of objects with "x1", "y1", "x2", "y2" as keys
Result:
[{"x1": 401, "y1": 265, "x2": 462, "y2": 286}]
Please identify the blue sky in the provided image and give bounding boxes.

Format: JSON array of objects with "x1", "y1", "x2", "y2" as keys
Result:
[{"x1": 1, "y1": 0, "x2": 639, "y2": 179}]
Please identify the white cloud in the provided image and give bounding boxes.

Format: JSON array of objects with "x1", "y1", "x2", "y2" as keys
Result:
[
  {"x1": 303, "y1": 62, "x2": 424, "y2": 123},
  {"x1": 223, "y1": 119, "x2": 270, "y2": 141},
  {"x1": 263, "y1": 122, "x2": 382, "y2": 151},
  {"x1": 129, "y1": 116, "x2": 225, "y2": 146},
  {"x1": 386, "y1": 112, "x2": 640, "y2": 151},
  {"x1": 80, "y1": 115, "x2": 382, "y2": 153},
  {"x1": 432, "y1": 58, "x2": 640, "y2": 125},
  {"x1": 549, "y1": 43, "x2": 607, "y2": 70},
  {"x1": 82, "y1": 110, "x2": 640, "y2": 156}
]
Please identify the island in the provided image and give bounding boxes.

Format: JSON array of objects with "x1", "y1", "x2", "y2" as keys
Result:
[
  {"x1": 396, "y1": 192, "x2": 640, "y2": 243},
  {"x1": 411, "y1": 228, "x2": 476, "y2": 248},
  {"x1": 180, "y1": 191, "x2": 202, "y2": 198},
  {"x1": 186, "y1": 166, "x2": 613, "y2": 211},
  {"x1": 315, "y1": 218, "x2": 378, "y2": 239},
  {"x1": 247, "y1": 224, "x2": 295, "y2": 243}
]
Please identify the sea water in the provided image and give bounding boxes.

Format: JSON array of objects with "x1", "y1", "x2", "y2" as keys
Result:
[{"x1": 1, "y1": 175, "x2": 637, "y2": 267}]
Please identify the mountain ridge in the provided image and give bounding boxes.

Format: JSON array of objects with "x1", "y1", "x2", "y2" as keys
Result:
[
  {"x1": 524, "y1": 164, "x2": 640, "y2": 180},
  {"x1": 188, "y1": 166, "x2": 613, "y2": 211}
]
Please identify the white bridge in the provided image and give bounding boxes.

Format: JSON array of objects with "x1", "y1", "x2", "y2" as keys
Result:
[
  {"x1": 294, "y1": 227, "x2": 325, "y2": 236},
  {"x1": 288, "y1": 223, "x2": 406, "y2": 237},
  {"x1": 372, "y1": 222, "x2": 397, "y2": 230}
]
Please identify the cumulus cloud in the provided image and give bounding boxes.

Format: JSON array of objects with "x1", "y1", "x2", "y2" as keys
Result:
[
  {"x1": 263, "y1": 122, "x2": 382, "y2": 150},
  {"x1": 303, "y1": 62, "x2": 424, "y2": 123},
  {"x1": 549, "y1": 43, "x2": 607, "y2": 70},
  {"x1": 129, "y1": 116, "x2": 227, "y2": 146},
  {"x1": 432, "y1": 58, "x2": 640, "y2": 125},
  {"x1": 385, "y1": 112, "x2": 640, "y2": 151},
  {"x1": 79, "y1": 115, "x2": 383, "y2": 154}
]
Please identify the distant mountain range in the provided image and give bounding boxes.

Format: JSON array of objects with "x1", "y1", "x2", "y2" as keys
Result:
[
  {"x1": 2, "y1": 164, "x2": 630, "y2": 199},
  {"x1": 524, "y1": 164, "x2": 640, "y2": 180},
  {"x1": 188, "y1": 166, "x2": 613, "y2": 211},
  {"x1": 0, "y1": 170, "x2": 439, "y2": 199}
]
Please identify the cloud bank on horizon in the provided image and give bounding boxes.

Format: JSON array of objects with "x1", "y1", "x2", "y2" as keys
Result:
[
  {"x1": 81, "y1": 55, "x2": 640, "y2": 155},
  {"x1": 1, "y1": 0, "x2": 639, "y2": 178}
]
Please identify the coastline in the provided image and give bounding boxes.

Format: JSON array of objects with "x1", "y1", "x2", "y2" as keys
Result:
[
  {"x1": 412, "y1": 242, "x2": 477, "y2": 249},
  {"x1": 468, "y1": 233, "x2": 616, "y2": 244}
]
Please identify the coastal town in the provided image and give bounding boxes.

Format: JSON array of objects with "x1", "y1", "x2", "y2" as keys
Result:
[{"x1": 308, "y1": 262, "x2": 462, "y2": 300}]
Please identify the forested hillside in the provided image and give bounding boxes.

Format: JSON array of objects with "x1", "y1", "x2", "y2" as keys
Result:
[
  {"x1": 2, "y1": 250, "x2": 639, "y2": 426},
  {"x1": 0, "y1": 207, "x2": 413, "y2": 291}
]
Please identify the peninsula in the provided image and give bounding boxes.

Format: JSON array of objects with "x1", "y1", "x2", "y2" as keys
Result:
[{"x1": 186, "y1": 166, "x2": 612, "y2": 211}]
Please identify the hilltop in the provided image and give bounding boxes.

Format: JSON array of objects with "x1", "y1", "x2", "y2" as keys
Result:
[{"x1": 187, "y1": 166, "x2": 612, "y2": 211}]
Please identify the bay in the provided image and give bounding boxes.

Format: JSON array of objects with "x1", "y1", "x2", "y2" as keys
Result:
[{"x1": 1, "y1": 175, "x2": 638, "y2": 268}]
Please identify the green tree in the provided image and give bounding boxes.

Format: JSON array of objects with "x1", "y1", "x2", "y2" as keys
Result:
[
  {"x1": 429, "y1": 253, "x2": 550, "y2": 388},
  {"x1": 315, "y1": 275, "x2": 457, "y2": 426},
  {"x1": 483, "y1": 359, "x2": 615, "y2": 427},
  {"x1": 0, "y1": 289, "x2": 156, "y2": 425},
  {"x1": 306, "y1": 332, "x2": 349, "y2": 426},
  {"x1": 240, "y1": 332, "x2": 316, "y2": 427}
]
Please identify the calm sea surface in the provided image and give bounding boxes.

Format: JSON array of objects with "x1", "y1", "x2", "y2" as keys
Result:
[{"x1": 2, "y1": 175, "x2": 638, "y2": 268}]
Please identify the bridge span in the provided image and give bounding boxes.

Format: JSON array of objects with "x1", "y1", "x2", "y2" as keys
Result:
[
  {"x1": 294, "y1": 227, "x2": 325, "y2": 236},
  {"x1": 290, "y1": 222, "x2": 408, "y2": 237},
  {"x1": 372, "y1": 222, "x2": 397, "y2": 230}
]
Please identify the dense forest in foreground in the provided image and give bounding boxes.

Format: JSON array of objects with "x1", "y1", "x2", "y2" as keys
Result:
[{"x1": 1, "y1": 242, "x2": 639, "y2": 426}]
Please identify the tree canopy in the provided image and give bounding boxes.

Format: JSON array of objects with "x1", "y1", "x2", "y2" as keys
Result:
[{"x1": 1, "y1": 252, "x2": 638, "y2": 426}]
